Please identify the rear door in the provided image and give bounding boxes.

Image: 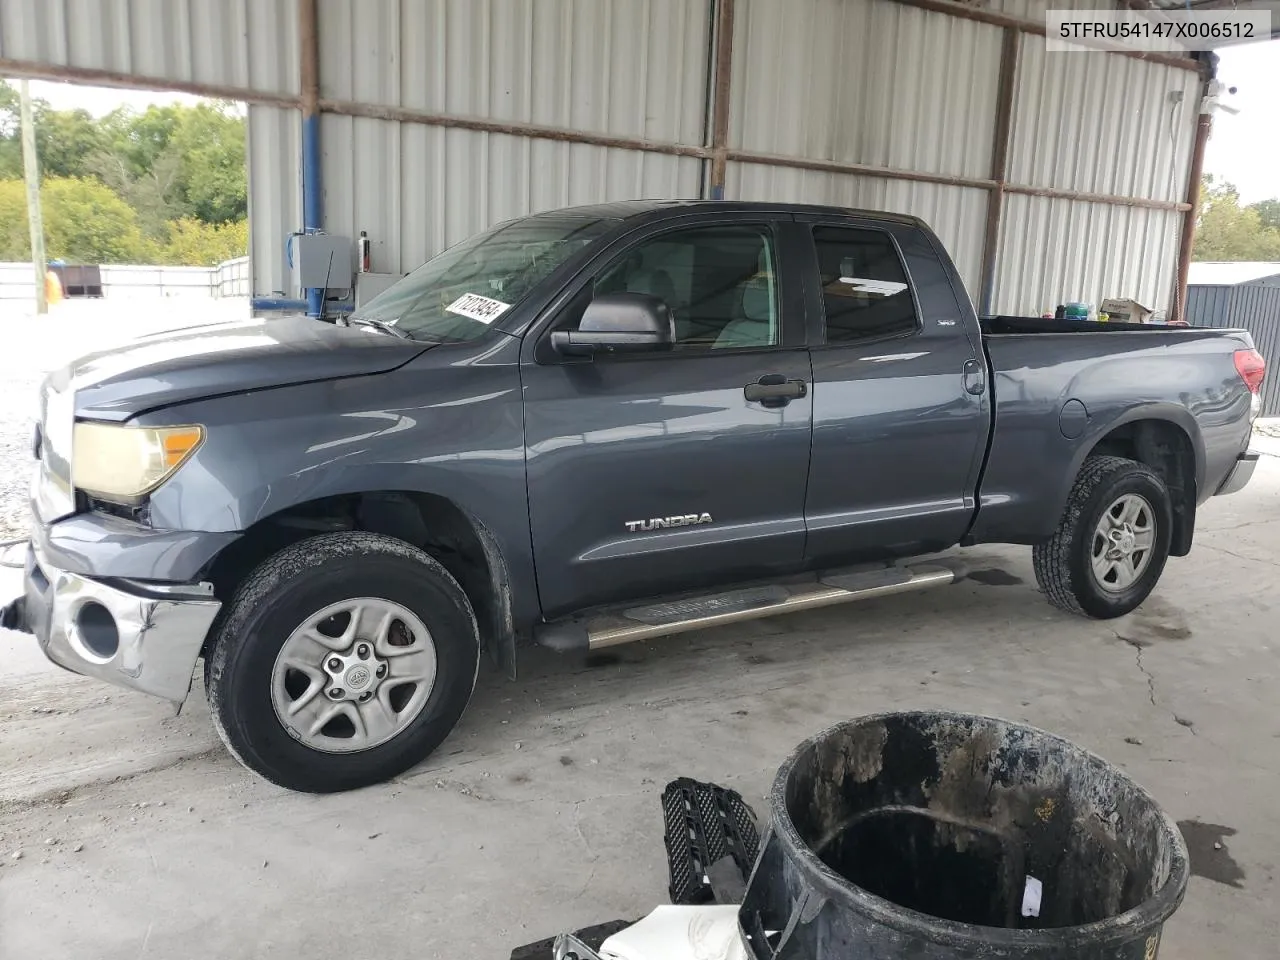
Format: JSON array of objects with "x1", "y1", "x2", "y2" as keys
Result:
[
  {"x1": 799, "y1": 217, "x2": 989, "y2": 564},
  {"x1": 521, "y1": 214, "x2": 814, "y2": 618}
]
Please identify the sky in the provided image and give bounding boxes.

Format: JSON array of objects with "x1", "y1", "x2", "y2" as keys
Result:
[
  {"x1": 1202, "y1": 39, "x2": 1279, "y2": 204},
  {"x1": 14, "y1": 37, "x2": 1280, "y2": 205},
  {"x1": 21, "y1": 79, "x2": 243, "y2": 116}
]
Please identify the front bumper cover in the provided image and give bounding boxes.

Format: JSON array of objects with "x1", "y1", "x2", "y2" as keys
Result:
[{"x1": 1, "y1": 542, "x2": 220, "y2": 704}]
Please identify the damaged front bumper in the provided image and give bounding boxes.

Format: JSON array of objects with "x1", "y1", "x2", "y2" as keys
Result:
[{"x1": 0, "y1": 542, "x2": 220, "y2": 704}]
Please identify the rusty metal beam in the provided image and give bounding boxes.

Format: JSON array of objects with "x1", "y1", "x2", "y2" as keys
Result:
[
  {"x1": 1172, "y1": 110, "x2": 1213, "y2": 323},
  {"x1": 0, "y1": 57, "x2": 300, "y2": 109},
  {"x1": 299, "y1": 0, "x2": 320, "y2": 119},
  {"x1": 1002, "y1": 182, "x2": 1191, "y2": 212},
  {"x1": 724, "y1": 149, "x2": 996, "y2": 191},
  {"x1": 708, "y1": 0, "x2": 736, "y2": 199},
  {"x1": 318, "y1": 98, "x2": 713, "y2": 160},
  {"x1": 978, "y1": 28, "x2": 1020, "y2": 316},
  {"x1": 886, "y1": 0, "x2": 1202, "y2": 72}
]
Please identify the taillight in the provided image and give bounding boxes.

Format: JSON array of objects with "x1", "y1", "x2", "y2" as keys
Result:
[{"x1": 1234, "y1": 349, "x2": 1266, "y2": 394}]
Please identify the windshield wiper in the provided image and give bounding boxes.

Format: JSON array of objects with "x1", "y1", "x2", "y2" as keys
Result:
[{"x1": 346, "y1": 316, "x2": 411, "y2": 340}]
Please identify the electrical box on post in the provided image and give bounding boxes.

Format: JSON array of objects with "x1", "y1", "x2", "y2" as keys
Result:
[{"x1": 294, "y1": 234, "x2": 352, "y2": 292}]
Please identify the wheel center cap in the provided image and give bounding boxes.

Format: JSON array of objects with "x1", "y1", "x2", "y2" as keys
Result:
[
  {"x1": 345, "y1": 665, "x2": 372, "y2": 690},
  {"x1": 1117, "y1": 529, "x2": 1135, "y2": 554}
]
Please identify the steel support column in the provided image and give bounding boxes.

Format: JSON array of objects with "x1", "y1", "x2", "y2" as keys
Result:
[
  {"x1": 707, "y1": 0, "x2": 736, "y2": 201},
  {"x1": 1172, "y1": 107, "x2": 1212, "y2": 325},
  {"x1": 978, "y1": 28, "x2": 1020, "y2": 317},
  {"x1": 299, "y1": 0, "x2": 323, "y2": 318}
]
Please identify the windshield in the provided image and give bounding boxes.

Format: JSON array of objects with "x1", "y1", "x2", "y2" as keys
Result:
[{"x1": 351, "y1": 215, "x2": 614, "y2": 342}]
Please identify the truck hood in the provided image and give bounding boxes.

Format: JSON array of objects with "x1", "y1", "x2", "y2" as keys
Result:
[{"x1": 47, "y1": 315, "x2": 432, "y2": 421}]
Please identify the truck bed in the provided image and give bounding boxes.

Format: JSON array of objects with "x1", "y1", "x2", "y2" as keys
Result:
[
  {"x1": 969, "y1": 315, "x2": 1256, "y2": 548},
  {"x1": 980, "y1": 315, "x2": 1223, "y2": 336}
]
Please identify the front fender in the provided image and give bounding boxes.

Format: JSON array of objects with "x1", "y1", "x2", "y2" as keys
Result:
[{"x1": 139, "y1": 340, "x2": 538, "y2": 627}]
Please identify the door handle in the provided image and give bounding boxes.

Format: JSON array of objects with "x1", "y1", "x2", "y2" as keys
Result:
[
  {"x1": 745, "y1": 374, "x2": 808, "y2": 407},
  {"x1": 962, "y1": 358, "x2": 986, "y2": 396}
]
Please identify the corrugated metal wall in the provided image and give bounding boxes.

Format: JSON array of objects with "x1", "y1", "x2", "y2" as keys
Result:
[
  {"x1": 994, "y1": 39, "x2": 1198, "y2": 314},
  {"x1": 247, "y1": 106, "x2": 302, "y2": 298},
  {"x1": 724, "y1": 0, "x2": 997, "y2": 292},
  {"x1": 316, "y1": 0, "x2": 709, "y2": 276},
  {"x1": 996, "y1": 195, "x2": 1183, "y2": 317},
  {"x1": 1187, "y1": 283, "x2": 1280, "y2": 417},
  {"x1": 0, "y1": 0, "x2": 297, "y2": 94},
  {"x1": 729, "y1": 0, "x2": 1000, "y2": 180},
  {"x1": 1, "y1": 0, "x2": 1201, "y2": 315}
]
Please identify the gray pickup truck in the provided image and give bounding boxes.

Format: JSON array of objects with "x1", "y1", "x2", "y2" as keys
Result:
[{"x1": 2, "y1": 201, "x2": 1265, "y2": 792}]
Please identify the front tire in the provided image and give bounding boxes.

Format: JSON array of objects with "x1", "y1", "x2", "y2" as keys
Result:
[
  {"x1": 206, "y1": 532, "x2": 479, "y2": 793},
  {"x1": 1033, "y1": 456, "x2": 1173, "y2": 619}
]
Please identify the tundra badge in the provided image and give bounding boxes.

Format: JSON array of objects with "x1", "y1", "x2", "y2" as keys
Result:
[{"x1": 625, "y1": 513, "x2": 713, "y2": 533}]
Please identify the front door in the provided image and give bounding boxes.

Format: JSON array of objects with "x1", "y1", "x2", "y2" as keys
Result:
[{"x1": 521, "y1": 216, "x2": 813, "y2": 618}]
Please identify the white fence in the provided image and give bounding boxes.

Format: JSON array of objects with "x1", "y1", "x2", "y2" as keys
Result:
[
  {"x1": 215, "y1": 256, "x2": 251, "y2": 297},
  {"x1": 0, "y1": 257, "x2": 251, "y2": 301}
]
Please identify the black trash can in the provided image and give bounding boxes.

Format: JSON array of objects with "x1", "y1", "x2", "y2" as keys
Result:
[{"x1": 740, "y1": 712, "x2": 1188, "y2": 960}]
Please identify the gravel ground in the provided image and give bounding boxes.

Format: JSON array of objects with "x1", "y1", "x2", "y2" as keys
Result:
[{"x1": 0, "y1": 297, "x2": 248, "y2": 540}]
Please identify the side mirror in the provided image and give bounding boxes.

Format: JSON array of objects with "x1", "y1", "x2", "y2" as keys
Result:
[{"x1": 551, "y1": 292, "x2": 675, "y2": 358}]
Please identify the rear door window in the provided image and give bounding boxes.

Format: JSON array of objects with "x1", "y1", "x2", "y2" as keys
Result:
[{"x1": 812, "y1": 226, "x2": 917, "y2": 344}]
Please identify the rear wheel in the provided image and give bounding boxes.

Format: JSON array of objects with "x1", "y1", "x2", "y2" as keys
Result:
[
  {"x1": 1033, "y1": 456, "x2": 1173, "y2": 619},
  {"x1": 206, "y1": 532, "x2": 479, "y2": 792}
]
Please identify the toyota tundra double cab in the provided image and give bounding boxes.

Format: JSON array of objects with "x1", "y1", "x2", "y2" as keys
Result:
[{"x1": 2, "y1": 201, "x2": 1264, "y2": 792}]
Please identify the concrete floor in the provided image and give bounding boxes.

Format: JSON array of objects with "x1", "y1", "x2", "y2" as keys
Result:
[{"x1": 2, "y1": 446, "x2": 1278, "y2": 959}]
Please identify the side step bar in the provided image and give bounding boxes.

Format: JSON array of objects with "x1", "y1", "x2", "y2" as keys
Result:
[{"x1": 536, "y1": 563, "x2": 955, "y2": 653}]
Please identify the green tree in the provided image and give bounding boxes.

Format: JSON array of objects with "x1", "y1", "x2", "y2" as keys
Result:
[
  {"x1": 105, "y1": 103, "x2": 184, "y2": 178},
  {"x1": 167, "y1": 102, "x2": 248, "y2": 223},
  {"x1": 0, "y1": 176, "x2": 151, "y2": 263},
  {"x1": 1194, "y1": 176, "x2": 1280, "y2": 261},
  {"x1": 33, "y1": 106, "x2": 109, "y2": 179},
  {"x1": 0, "y1": 83, "x2": 20, "y2": 179},
  {"x1": 0, "y1": 86, "x2": 249, "y2": 264},
  {"x1": 90, "y1": 146, "x2": 190, "y2": 242},
  {"x1": 161, "y1": 216, "x2": 248, "y2": 266},
  {"x1": 1249, "y1": 198, "x2": 1280, "y2": 233},
  {"x1": 0, "y1": 178, "x2": 30, "y2": 257}
]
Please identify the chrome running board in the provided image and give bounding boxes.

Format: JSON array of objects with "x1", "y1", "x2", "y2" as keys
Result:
[{"x1": 535, "y1": 564, "x2": 955, "y2": 652}]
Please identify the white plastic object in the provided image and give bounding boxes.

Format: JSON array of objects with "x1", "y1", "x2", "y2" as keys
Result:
[
  {"x1": 1021, "y1": 875, "x2": 1043, "y2": 919},
  {"x1": 598, "y1": 905, "x2": 748, "y2": 960}
]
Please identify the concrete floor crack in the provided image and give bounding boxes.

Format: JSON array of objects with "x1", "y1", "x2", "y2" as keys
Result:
[
  {"x1": 1117, "y1": 632, "x2": 1197, "y2": 734},
  {"x1": 1118, "y1": 634, "x2": 1159, "y2": 708},
  {"x1": 1200, "y1": 543, "x2": 1280, "y2": 569}
]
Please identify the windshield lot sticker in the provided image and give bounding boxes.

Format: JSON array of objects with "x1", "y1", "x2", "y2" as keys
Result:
[{"x1": 446, "y1": 293, "x2": 512, "y2": 324}]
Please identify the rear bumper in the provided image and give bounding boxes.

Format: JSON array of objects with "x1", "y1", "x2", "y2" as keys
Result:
[
  {"x1": 1215, "y1": 450, "x2": 1259, "y2": 497},
  {"x1": 1, "y1": 542, "x2": 220, "y2": 704}
]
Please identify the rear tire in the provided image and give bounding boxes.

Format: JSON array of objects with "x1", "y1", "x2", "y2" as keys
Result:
[
  {"x1": 206, "y1": 532, "x2": 479, "y2": 793},
  {"x1": 1033, "y1": 456, "x2": 1172, "y2": 619}
]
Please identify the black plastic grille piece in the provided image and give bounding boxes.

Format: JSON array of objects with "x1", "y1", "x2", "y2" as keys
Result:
[{"x1": 662, "y1": 777, "x2": 760, "y2": 905}]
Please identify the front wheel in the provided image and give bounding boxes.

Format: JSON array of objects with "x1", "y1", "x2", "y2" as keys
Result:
[
  {"x1": 1033, "y1": 456, "x2": 1173, "y2": 619},
  {"x1": 206, "y1": 532, "x2": 480, "y2": 792}
]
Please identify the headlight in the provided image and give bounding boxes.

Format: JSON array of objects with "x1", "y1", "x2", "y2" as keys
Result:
[{"x1": 72, "y1": 423, "x2": 205, "y2": 502}]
